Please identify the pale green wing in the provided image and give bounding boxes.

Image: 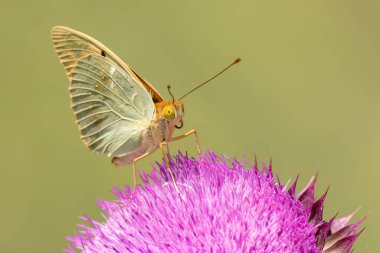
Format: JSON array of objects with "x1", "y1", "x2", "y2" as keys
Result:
[
  {"x1": 51, "y1": 26, "x2": 164, "y2": 103},
  {"x1": 69, "y1": 54, "x2": 154, "y2": 157},
  {"x1": 52, "y1": 27, "x2": 157, "y2": 157}
]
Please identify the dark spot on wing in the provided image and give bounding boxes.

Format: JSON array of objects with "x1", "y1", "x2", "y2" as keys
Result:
[{"x1": 101, "y1": 50, "x2": 106, "y2": 57}]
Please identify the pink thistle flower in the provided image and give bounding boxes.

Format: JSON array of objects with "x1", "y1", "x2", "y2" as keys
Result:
[{"x1": 66, "y1": 151, "x2": 364, "y2": 253}]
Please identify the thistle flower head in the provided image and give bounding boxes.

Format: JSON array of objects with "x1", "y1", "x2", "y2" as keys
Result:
[{"x1": 66, "y1": 151, "x2": 363, "y2": 253}]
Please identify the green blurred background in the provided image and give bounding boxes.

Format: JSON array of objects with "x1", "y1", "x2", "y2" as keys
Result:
[{"x1": 0, "y1": 0, "x2": 378, "y2": 252}]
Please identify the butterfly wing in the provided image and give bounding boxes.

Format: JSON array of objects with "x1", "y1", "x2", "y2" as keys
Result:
[
  {"x1": 51, "y1": 26, "x2": 164, "y2": 103},
  {"x1": 52, "y1": 27, "x2": 157, "y2": 157}
]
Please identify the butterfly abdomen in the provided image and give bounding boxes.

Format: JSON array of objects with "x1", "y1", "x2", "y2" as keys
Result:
[{"x1": 112, "y1": 144, "x2": 149, "y2": 166}]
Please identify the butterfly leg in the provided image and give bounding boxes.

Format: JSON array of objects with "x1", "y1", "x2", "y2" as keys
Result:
[
  {"x1": 169, "y1": 129, "x2": 201, "y2": 154},
  {"x1": 132, "y1": 147, "x2": 158, "y2": 187},
  {"x1": 160, "y1": 141, "x2": 180, "y2": 193}
]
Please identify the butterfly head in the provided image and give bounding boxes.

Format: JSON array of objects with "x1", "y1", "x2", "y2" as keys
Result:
[
  {"x1": 163, "y1": 85, "x2": 184, "y2": 129},
  {"x1": 162, "y1": 100, "x2": 184, "y2": 129}
]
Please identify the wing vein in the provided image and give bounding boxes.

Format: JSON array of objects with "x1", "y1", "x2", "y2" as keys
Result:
[
  {"x1": 74, "y1": 104, "x2": 102, "y2": 114},
  {"x1": 70, "y1": 98, "x2": 138, "y2": 122},
  {"x1": 71, "y1": 92, "x2": 92, "y2": 98},
  {"x1": 69, "y1": 85, "x2": 120, "y2": 104},
  {"x1": 76, "y1": 110, "x2": 112, "y2": 123},
  {"x1": 72, "y1": 64, "x2": 132, "y2": 105},
  {"x1": 78, "y1": 58, "x2": 130, "y2": 100},
  {"x1": 55, "y1": 48, "x2": 98, "y2": 54},
  {"x1": 70, "y1": 77, "x2": 143, "y2": 118},
  {"x1": 86, "y1": 134, "x2": 107, "y2": 147},
  {"x1": 53, "y1": 39, "x2": 83, "y2": 43},
  {"x1": 81, "y1": 118, "x2": 122, "y2": 138},
  {"x1": 109, "y1": 132, "x2": 135, "y2": 155}
]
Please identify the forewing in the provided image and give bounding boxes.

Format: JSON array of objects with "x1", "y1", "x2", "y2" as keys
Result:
[
  {"x1": 51, "y1": 26, "x2": 164, "y2": 102},
  {"x1": 69, "y1": 53, "x2": 154, "y2": 157}
]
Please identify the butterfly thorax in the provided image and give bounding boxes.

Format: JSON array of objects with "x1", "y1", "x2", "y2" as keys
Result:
[{"x1": 145, "y1": 100, "x2": 184, "y2": 147}]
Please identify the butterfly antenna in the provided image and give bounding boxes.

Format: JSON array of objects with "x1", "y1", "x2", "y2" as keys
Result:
[
  {"x1": 167, "y1": 84, "x2": 175, "y2": 103},
  {"x1": 179, "y1": 58, "x2": 241, "y2": 100}
]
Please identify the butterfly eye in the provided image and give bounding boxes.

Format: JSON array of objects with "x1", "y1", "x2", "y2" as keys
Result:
[{"x1": 163, "y1": 106, "x2": 175, "y2": 120}]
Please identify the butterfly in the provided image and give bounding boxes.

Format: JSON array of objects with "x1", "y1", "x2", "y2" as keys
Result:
[{"x1": 51, "y1": 26, "x2": 240, "y2": 189}]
